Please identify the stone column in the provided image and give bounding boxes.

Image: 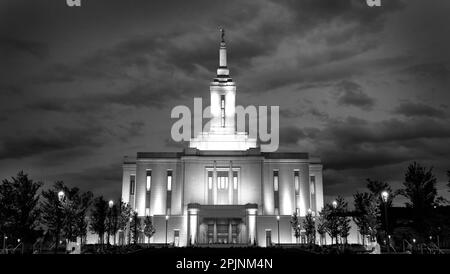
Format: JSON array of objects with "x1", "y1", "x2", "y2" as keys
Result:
[
  {"x1": 228, "y1": 219, "x2": 233, "y2": 243},
  {"x1": 213, "y1": 161, "x2": 217, "y2": 204},
  {"x1": 187, "y1": 205, "x2": 199, "y2": 246},
  {"x1": 228, "y1": 161, "x2": 233, "y2": 204},
  {"x1": 213, "y1": 221, "x2": 217, "y2": 243},
  {"x1": 246, "y1": 206, "x2": 257, "y2": 245}
]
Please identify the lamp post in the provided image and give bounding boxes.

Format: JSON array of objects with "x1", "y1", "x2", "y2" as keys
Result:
[
  {"x1": 3, "y1": 236, "x2": 7, "y2": 253},
  {"x1": 107, "y1": 200, "x2": 113, "y2": 245},
  {"x1": 165, "y1": 215, "x2": 169, "y2": 246},
  {"x1": 332, "y1": 200, "x2": 337, "y2": 245},
  {"x1": 56, "y1": 191, "x2": 65, "y2": 254},
  {"x1": 381, "y1": 191, "x2": 389, "y2": 253},
  {"x1": 276, "y1": 215, "x2": 280, "y2": 246}
]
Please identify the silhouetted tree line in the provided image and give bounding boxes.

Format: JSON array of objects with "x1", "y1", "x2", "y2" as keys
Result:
[
  {"x1": 0, "y1": 171, "x2": 155, "y2": 254},
  {"x1": 290, "y1": 162, "x2": 450, "y2": 249}
]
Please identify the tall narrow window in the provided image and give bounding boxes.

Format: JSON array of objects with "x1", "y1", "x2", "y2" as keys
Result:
[
  {"x1": 166, "y1": 170, "x2": 172, "y2": 214},
  {"x1": 217, "y1": 171, "x2": 229, "y2": 204},
  {"x1": 146, "y1": 170, "x2": 152, "y2": 191},
  {"x1": 146, "y1": 170, "x2": 151, "y2": 213},
  {"x1": 220, "y1": 95, "x2": 225, "y2": 127},
  {"x1": 294, "y1": 170, "x2": 300, "y2": 217},
  {"x1": 233, "y1": 171, "x2": 238, "y2": 204},
  {"x1": 129, "y1": 175, "x2": 135, "y2": 195},
  {"x1": 273, "y1": 170, "x2": 279, "y2": 213},
  {"x1": 167, "y1": 170, "x2": 172, "y2": 191},
  {"x1": 208, "y1": 171, "x2": 213, "y2": 204},
  {"x1": 310, "y1": 175, "x2": 315, "y2": 194},
  {"x1": 273, "y1": 170, "x2": 279, "y2": 191},
  {"x1": 294, "y1": 171, "x2": 299, "y2": 195},
  {"x1": 310, "y1": 175, "x2": 316, "y2": 212}
]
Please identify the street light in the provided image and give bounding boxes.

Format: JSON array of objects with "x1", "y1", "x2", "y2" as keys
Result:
[
  {"x1": 381, "y1": 190, "x2": 389, "y2": 253},
  {"x1": 332, "y1": 200, "x2": 337, "y2": 209},
  {"x1": 107, "y1": 200, "x2": 114, "y2": 245},
  {"x1": 58, "y1": 191, "x2": 65, "y2": 202},
  {"x1": 165, "y1": 215, "x2": 169, "y2": 246},
  {"x1": 276, "y1": 215, "x2": 280, "y2": 245},
  {"x1": 3, "y1": 236, "x2": 7, "y2": 253}
]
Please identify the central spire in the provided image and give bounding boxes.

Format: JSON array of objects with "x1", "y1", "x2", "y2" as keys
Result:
[
  {"x1": 189, "y1": 29, "x2": 257, "y2": 151},
  {"x1": 217, "y1": 27, "x2": 230, "y2": 78}
]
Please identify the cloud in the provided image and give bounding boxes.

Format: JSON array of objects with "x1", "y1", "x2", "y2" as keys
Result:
[
  {"x1": 56, "y1": 164, "x2": 123, "y2": 199},
  {"x1": 279, "y1": 126, "x2": 306, "y2": 145},
  {"x1": 393, "y1": 102, "x2": 446, "y2": 118},
  {"x1": 335, "y1": 80, "x2": 375, "y2": 110},
  {"x1": 0, "y1": 37, "x2": 49, "y2": 59},
  {"x1": 402, "y1": 62, "x2": 450, "y2": 82},
  {"x1": 0, "y1": 126, "x2": 105, "y2": 160}
]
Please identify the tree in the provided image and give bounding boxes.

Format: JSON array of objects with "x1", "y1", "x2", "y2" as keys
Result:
[
  {"x1": 398, "y1": 162, "x2": 441, "y2": 234},
  {"x1": 74, "y1": 191, "x2": 93, "y2": 246},
  {"x1": 290, "y1": 212, "x2": 301, "y2": 244},
  {"x1": 316, "y1": 215, "x2": 327, "y2": 245},
  {"x1": 41, "y1": 182, "x2": 65, "y2": 253},
  {"x1": 117, "y1": 200, "x2": 132, "y2": 245},
  {"x1": 353, "y1": 192, "x2": 380, "y2": 245},
  {"x1": 41, "y1": 181, "x2": 93, "y2": 252},
  {"x1": 321, "y1": 203, "x2": 339, "y2": 245},
  {"x1": 335, "y1": 197, "x2": 351, "y2": 245},
  {"x1": 447, "y1": 170, "x2": 450, "y2": 192},
  {"x1": 303, "y1": 212, "x2": 316, "y2": 245},
  {"x1": 90, "y1": 196, "x2": 108, "y2": 246},
  {"x1": 107, "y1": 202, "x2": 120, "y2": 245},
  {"x1": 130, "y1": 211, "x2": 142, "y2": 244},
  {"x1": 366, "y1": 178, "x2": 394, "y2": 240},
  {"x1": 143, "y1": 215, "x2": 156, "y2": 243},
  {"x1": 0, "y1": 171, "x2": 42, "y2": 251}
]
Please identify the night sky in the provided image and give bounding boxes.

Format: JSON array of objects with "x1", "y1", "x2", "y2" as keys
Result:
[{"x1": 1, "y1": 0, "x2": 449, "y2": 205}]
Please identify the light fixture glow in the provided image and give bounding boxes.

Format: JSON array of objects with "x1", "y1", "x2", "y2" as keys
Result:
[{"x1": 381, "y1": 190, "x2": 389, "y2": 202}]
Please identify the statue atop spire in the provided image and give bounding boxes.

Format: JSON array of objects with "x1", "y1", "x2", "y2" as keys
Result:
[{"x1": 219, "y1": 27, "x2": 225, "y2": 43}]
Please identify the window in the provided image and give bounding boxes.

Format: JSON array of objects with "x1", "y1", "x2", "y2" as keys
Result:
[
  {"x1": 273, "y1": 170, "x2": 279, "y2": 191},
  {"x1": 220, "y1": 95, "x2": 225, "y2": 127},
  {"x1": 233, "y1": 171, "x2": 238, "y2": 190},
  {"x1": 167, "y1": 170, "x2": 172, "y2": 213},
  {"x1": 217, "y1": 171, "x2": 228, "y2": 189},
  {"x1": 310, "y1": 175, "x2": 315, "y2": 194},
  {"x1": 233, "y1": 171, "x2": 238, "y2": 204},
  {"x1": 207, "y1": 171, "x2": 213, "y2": 204},
  {"x1": 146, "y1": 170, "x2": 152, "y2": 191},
  {"x1": 167, "y1": 170, "x2": 172, "y2": 191},
  {"x1": 273, "y1": 170, "x2": 279, "y2": 212},
  {"x1": 208, "y1": 171, "x2": 213, "y2": 190},
  {"x1": 294, "y1": 170, "x2": 299, "y2": 195},
  {"x1": 129, "y1": 175, "x2": 135, "y2": 195}
]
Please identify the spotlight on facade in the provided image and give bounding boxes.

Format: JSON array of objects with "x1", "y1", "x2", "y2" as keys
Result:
[
  {"x1": 108, "y1": 200, "x2": 114, "y2": 208},
  {"x1": 381, "y1": 191, "x2": 389, "y2": 202}
]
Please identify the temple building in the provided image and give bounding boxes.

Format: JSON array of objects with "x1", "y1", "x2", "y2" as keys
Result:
[{"x1": 120, "y1": 31, "x2": 327, "y2": 247}]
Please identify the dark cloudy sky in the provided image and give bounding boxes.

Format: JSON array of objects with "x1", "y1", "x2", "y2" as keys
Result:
[{"x1": 1, "y1": 0, "x2": 450, "y2": 205}]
